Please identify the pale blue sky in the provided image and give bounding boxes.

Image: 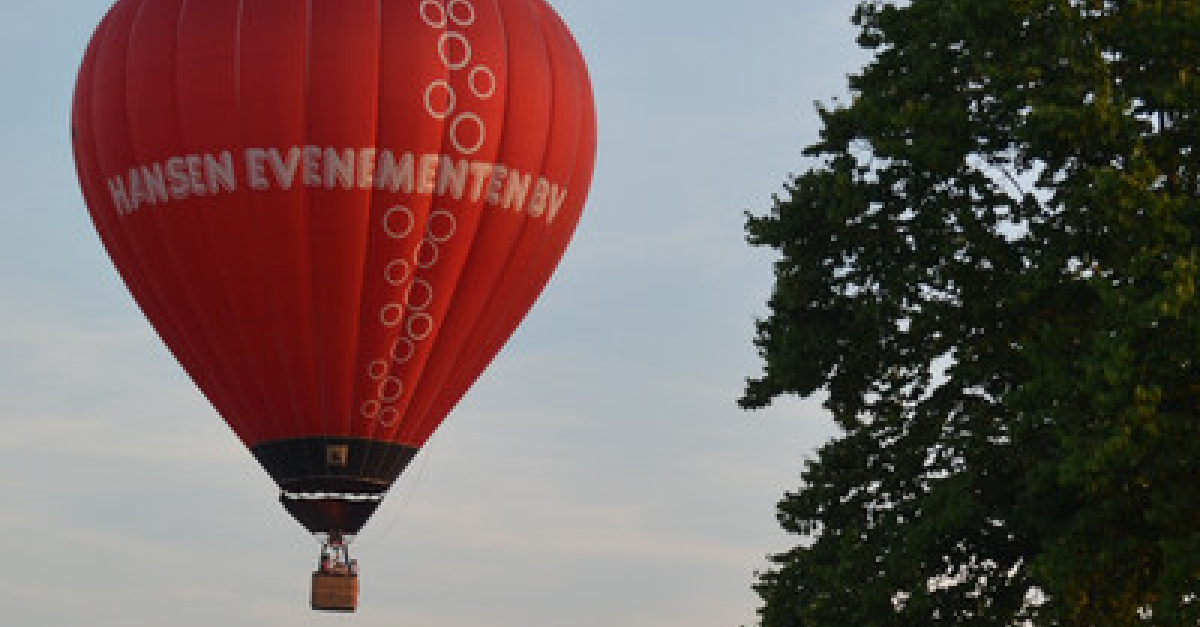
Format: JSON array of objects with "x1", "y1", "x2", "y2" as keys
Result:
[{"x1": 1, "y1": 1, "x2": 868, "y2": 625}]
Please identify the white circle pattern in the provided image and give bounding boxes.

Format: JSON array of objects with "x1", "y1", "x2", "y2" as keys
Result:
[
  {"x1": 407, "y1": 313, "x2": 434, "y2": 341},
  {"x1": 378, "y1": 406, "x2": 399, "y2": 427},
  {"x1": 383, "y1": 205, "x2": 415, "y2": 239},
  {"x1": 424, "y1": 80, "x2": 456, "y2": 120},
  {"x1": 415, "y1": 237, "x2": 440, "y2": 268},
  {"x1": 378, "y1": 376, "x2": 404, "y2": 403},
  {"x1": 380, "y1": 303, "x2": 405, "y2": 328},
  {"x1": 427, "y1": 210, "x2": 457, "y2": 242},
  {"x1": 449, "y1": 112, "x2": 486, "y2": 155},
  {"x1": 368, "y1": 359, "x2": 390, "y2": 380},
  {"x1": 385, "y1": 258, "x2": 412, "y2": 286},
  {"x1": 448, "y1": 0, "x2": 475, "y2": 26},
  {"x1": 438, "y1": 32, "x2": 471, "y2": 70},
  {"x1": 363, "y1": 0, "x2": 490, "y2": 427},
  {"x1": 420, "y1": 0, "x2": 447, "y2": 28},
  {"x1": 406, "y1": 278, "x2": 435, "y2": 311},
  {"x1": 469, "y1": 66, "x2": 496, "y2": 99},
  {"x1": 391, "y1": 337, "x2": 415, "y2": 363}
]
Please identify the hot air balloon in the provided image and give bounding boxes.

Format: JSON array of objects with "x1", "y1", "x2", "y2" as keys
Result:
[{"x1": 71, "y1": 0, "x2": 595, "y2": 611}]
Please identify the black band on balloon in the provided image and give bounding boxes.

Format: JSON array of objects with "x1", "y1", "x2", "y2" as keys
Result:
[
  {"x1": 279, "y1": 493, "x2": 382, "y2": 535},
  {"x1": 250, "y1": 437, "x2": 419, "y2": 495}
]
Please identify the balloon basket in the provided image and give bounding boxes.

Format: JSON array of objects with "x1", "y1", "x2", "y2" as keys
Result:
[{"x1": 312, "y1": 571, "x2": 358, "y2": 612}]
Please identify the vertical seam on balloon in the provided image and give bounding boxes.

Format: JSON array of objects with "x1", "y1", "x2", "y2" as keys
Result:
[
  {"x1": 233, "y1": 0, "x2": 291, "y2": 444},
  {"x1": 261, "y1": 0, "x2": 304, "y2": 454},
  {"x1": 500, "y1": 3, "x2": 592, "y2": 360},
  {"x1": 98, "y1": 3, "x2": 185, "y2": 396},
  {"x1": 343, "y1": 0, "x2": 387, "y2": 489},
  {"x1": 321, "y1": 2, "x2": 379, "y2": 444},
  {"x1": 359, "y1": 0, "x2": 408, "y2": 477},
  {"x1": 427, "y1": 0, "x2": 560, "y2": 421},
  {"x1": 363, "y1": 1, "x2": 440, "y2": 449},
  {"x1": 127, "y1": 0, "x2": 256, "y2": 445},
  {"x1": 297, "y1": 0, "x2": 320, "y2": 453},
  {"x1": 357, "y1": 0, "x2": 387, "y2": 442},
  {"x1": 167, "y1": 0, "x2": 243, "y2": 442},
  {"x1": 301, "y1": 0, "x2": 323, "y2": 483},
  {"x1": 215, "y1": 0, "x2": 271, "y2": 445},
  {"x1": 381, "y1": 0, "x2": 509, "y2": 446},
  {"x1": 231, "y1": 0, "x2": 275, "y2": 439},
  {"x1": 175, "y1": 0, "x2": 270, "y2": 445},
  {"x1": 401, "y1": 0, "x2": 510, "y2": 445},
  {"x1": 162, "y1": 0, "x2": 224, "y2": 434},
  {"x1": 435, "y1": 0, "x2": 590, "y2": 422},
  {"x1": 475, "y1": 0, "x2": 568, "y2": 370},
  {"x1": 491, "y1": 6, "x2": 595, "y2": 372},
  {"x1": 404, "y1": 0, "x2": 532, "y2": 443},
  {"x1": 423, "y1": 0, "x2": 543, "y2": 435},
  {"x1": 145, "y1": 0, "x2": 259, "y2": 445},
  {"x1": 158, "y1": 0, "x2": 241, "y2": 439},
  {"x1": 303, "y1": 0, "x2": 324, "y2": 445},
  {"x1": 83, "y1": 4, "x2": 229, "y2": 444}
]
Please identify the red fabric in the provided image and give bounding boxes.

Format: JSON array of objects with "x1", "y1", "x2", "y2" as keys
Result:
[{"x1": 72, "y1": 0, "x2": 596, "y2": 451}]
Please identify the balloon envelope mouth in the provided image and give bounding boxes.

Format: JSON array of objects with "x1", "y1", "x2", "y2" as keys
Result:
[
  {"x1": 282, "y1": 493, "x2": 383, "y2": 535},
  {"x1": 251, "y1": 437, "x2": 419, "y2": 533}
]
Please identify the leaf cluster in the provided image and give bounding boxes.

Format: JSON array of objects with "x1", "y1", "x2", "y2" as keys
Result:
[{"x1": 743, "y1": 1, "x2": 1200, "y2": 624}]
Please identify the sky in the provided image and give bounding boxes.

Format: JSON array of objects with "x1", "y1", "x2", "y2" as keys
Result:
[{"x1": 0, "y1": 1, "x2": 869, "y2": 625}]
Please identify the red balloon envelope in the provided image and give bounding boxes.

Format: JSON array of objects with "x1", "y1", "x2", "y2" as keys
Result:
[{"x1": 72, "y1": 0, "x2": 595, "y2": 536}]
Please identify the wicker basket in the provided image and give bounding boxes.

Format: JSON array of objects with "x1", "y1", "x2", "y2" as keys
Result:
[{"x1": 311, "y1": 572, "x2": 358, "y2": 612}]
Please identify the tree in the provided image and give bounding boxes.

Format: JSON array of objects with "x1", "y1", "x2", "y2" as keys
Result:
[{"x1": 742, "y1": 1, "x2": 1200, "y2": 624}]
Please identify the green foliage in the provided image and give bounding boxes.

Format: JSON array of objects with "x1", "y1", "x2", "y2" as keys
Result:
[{"x1": 743, "y1": 1, "x2": 1200, "y2": 624}]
